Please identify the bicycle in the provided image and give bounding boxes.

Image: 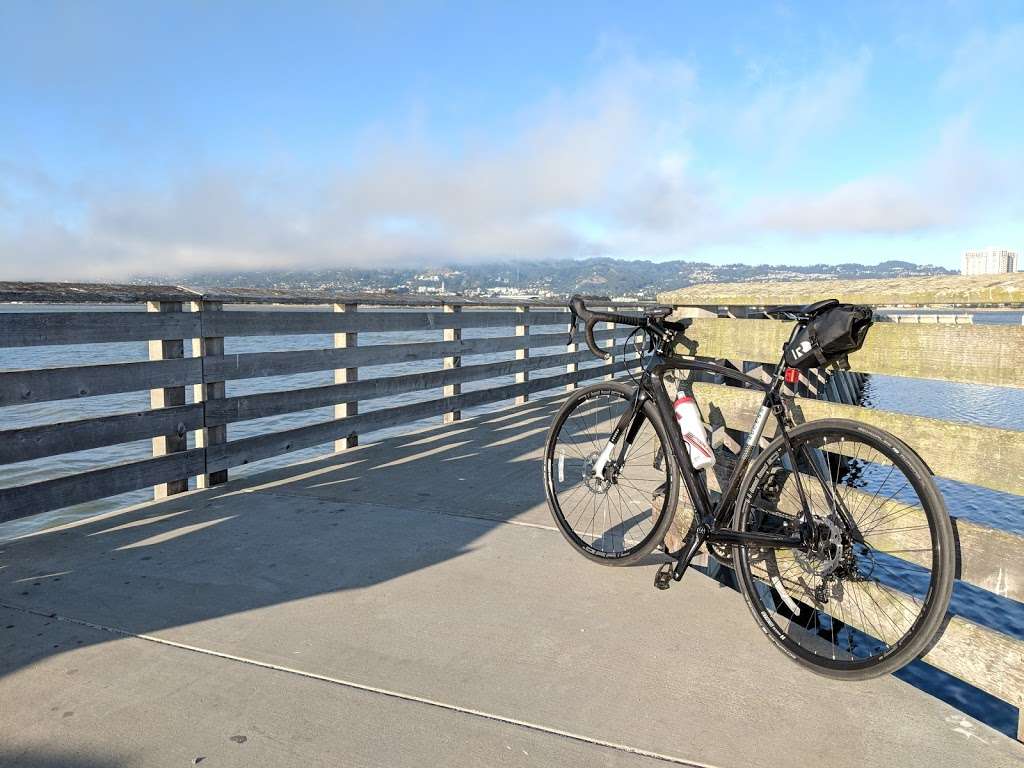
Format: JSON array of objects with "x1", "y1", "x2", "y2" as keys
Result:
[{"x1": 543, "y1": 295, "x2": 954, "y2": 679}]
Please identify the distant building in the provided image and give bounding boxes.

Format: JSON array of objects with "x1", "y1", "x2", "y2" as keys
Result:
[{"x1": 961, "y1": 248, "x2": 1017, "y2": 275}]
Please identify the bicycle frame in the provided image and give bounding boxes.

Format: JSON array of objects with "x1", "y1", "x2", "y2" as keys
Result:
[{"x1": 602, "y1": 324, "x2": 857, "y2": 583}]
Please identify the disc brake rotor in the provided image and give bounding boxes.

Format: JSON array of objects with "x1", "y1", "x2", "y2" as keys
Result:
[
  {"x1": 583, "y1": 452, "x2": 611, "y2": 494},
  {"x1": 794, "y1": 517, "x2": 844, "y2": 578}
]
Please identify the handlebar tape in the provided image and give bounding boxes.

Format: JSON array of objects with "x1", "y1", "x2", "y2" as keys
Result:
[
  {"x1": 584, "y1": 318, "x2": 608, "y2": 360},
  {"x1": 569, "y1": 295, "x2": 644, "y2": 327},
  {"x1": 569, "y1": 295, "x2": 647, "y2": 360}
]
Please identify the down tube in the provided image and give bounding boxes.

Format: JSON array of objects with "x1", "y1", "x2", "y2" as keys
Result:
[{"x1": 648, "y1": 368, "x2": 714, "y2": 522}]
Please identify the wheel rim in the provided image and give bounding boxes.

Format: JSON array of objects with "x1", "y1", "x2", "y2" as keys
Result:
[
  {"x1": 737, "y1": 428, "x2": 946, "y2": 669},
  {"x1": 546, "y1": 389, "x2": 671, "y2": 559}
]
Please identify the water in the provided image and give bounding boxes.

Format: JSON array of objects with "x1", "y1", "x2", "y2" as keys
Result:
[{"x1": 1, "y1": 304, "x2": 1022, "y2": 735}]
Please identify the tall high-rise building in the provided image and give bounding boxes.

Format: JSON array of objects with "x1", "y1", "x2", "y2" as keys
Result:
[{"x1": 961, "y1": 248, "x2": 1018, "y2": 275}]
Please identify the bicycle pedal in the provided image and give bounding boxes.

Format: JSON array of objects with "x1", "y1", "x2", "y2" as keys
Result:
[{"x1": 654, "y1": 563, "x2": 674, "y2": 591}]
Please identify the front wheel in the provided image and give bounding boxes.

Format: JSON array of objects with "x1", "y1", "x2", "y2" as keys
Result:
[
  {"x1": 733, "y1": 419, "x2": 954, "y2": 679},
  {"x1": 544, "y1": 382, "x2": 679, "y2": 565}
]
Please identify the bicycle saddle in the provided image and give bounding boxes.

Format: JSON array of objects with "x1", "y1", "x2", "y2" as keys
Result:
[{"x1": 763, "y1": 298, "x2": 839, "y2": 320}]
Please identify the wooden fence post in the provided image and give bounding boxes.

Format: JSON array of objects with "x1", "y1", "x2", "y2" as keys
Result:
[
  {"x1": 566, "y1": 308, "x2": 578, "y2": 392},
  {"x1": 672, "y1": 305, "x2": 718, "y2": 387},
  {"x1": 443, "y1": 303, "x2": 461, "y2": 423},
  {"x1": 147, "y1": 300, "x2": 188, "y2": 498},
  {"x1": 333, "y1": 302, "x2": 358, "y2": 450},
  {"x1": 515, "y1": 305, "x2": 529, "y2": 405},
  {"x1": 190, "y1": 300, "x2": 227, "y2": 488}
]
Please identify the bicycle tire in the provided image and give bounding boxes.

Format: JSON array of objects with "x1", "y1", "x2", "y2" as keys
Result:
[
  {"x1": 543, "y1": 382, "x2": 679, "y2": 565},
  {"x1": 733, "y1": 419, "x2": 954, "y2": 679}
]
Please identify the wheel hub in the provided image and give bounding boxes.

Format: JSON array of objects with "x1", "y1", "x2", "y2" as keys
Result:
[
  {"x1": 583, "y1": 452, "x2": 613, "y2": 493},
  {"x1": 794, "y1": 517, "x2": 844, "y2": 578}
]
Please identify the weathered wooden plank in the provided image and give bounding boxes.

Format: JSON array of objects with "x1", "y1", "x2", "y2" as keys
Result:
[
  {"x1": 147, "y1": 301, "x2": 189, "y2": 498},
  {"x1": 0, "y1": 404, "x2": 204, "y2": 465},
  {"x1": 0, "y1": 357, "x2": 203, "y2": 407},
  {"x1": 690, "y1": 382, "x2": 1024, "y2": 496},
  {"x1": 442, "y1": 304, "x2": 461, "y2": 424},
  {"x1": 0, "y1": 281, "x2": 652, "y2": 309},
  {"x1": 0, "y1": 281, "x2": 200, "y2": 305},
  {"x1": 192, "y1": 301, "x2": 228, "y2": 488},
  {"x1": 658, "y1": 273, "x2": 1024, "y2": 307},
  {"x1": 201, "y1": 309, "x2": 568, "y2": 337},
  {"x1": 0, "y1": 449, "x2": 206, "y2": 523},
  {"x1": 0, "y1": 311, "x2": 202, "y2": 348},
  {"x1": 672, "y1": 317, "x2": 1024, "y2": 388},
  {"x1": 748, "y1": 552, "x2": 1024, "y2": 706},
  {"x1": 203, "y1": 349, "x2": 609, "y2": 426},
  {"x1": 202, "y1": 329, "x2": 621, "y2": 381},
  {"x1": 515, "y1": 306, "x2": 529, "y2": 406},
  {"x1": 333, "y1": 302, "x2": 358, "y2": 450},
  {"x1": 206, "y1": 359, "x2": 638, "y2": 472},
  {"x1": 198, "y1": 288, "x2": 642, "y2": 308}
]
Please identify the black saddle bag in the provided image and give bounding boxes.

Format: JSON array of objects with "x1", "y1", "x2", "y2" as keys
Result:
[{"x1": 786, "y1": 304, "x2": 874, "y2": 370}]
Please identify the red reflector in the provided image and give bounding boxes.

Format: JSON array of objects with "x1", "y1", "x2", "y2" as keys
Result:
[{"x1": 784, "y1": 368, "x2": 800, "y2": 384}]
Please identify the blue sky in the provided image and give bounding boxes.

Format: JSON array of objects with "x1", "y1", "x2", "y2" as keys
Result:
[{"x1": 1, "y1": 2, "x2": 1022, "y2": 279}]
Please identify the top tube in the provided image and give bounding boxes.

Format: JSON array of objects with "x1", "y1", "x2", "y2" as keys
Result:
[{"x1": 657, "y1": 355, "x2": 771, "y2": 392}]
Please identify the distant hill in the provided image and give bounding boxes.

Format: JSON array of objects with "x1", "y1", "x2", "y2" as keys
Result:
[{"x1": 134, "y1": 257, "x2": 955, "y2": 299}]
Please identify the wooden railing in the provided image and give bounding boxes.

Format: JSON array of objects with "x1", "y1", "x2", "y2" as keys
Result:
[
  {"x1": 0, "y1": 282, "x2": 644, "y2": 523},
  {"x1": 660, "y1": 280, "x2": 1024, "y2": 741}
]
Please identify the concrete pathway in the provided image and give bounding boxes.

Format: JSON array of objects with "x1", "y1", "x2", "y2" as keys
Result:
[{"x1": 1, "y1": 395, "x2": 1021, "y2": 768}]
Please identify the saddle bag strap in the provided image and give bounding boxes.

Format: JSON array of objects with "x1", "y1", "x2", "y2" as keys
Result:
[{"x1": 807, "y1": 325, "x2": 829, "y2": 367}]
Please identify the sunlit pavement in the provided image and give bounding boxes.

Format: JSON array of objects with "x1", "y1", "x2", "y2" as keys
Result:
[{"x1": 1, "y1": 394, "x2": 1020, "y2": 768}]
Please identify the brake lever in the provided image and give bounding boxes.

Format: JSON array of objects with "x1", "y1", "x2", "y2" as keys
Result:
[{"x1": 566, "y1": 308, "x2": 579, "y2": 346}]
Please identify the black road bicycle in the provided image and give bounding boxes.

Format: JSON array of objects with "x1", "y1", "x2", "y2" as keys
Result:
[{"x1": 543, "y1": 296, "x2": 954, "y2": 679}]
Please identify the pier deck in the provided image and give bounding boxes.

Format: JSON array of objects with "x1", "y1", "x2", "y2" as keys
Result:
[{"x1": 1, "y1": 394, "x2": 1021, "y2": 768}]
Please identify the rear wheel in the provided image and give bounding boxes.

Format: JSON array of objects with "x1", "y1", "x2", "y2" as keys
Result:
[
  {"x1": 733, "y1": 419, "x2": 954, "y2": 679},
  {"x1": 544, "y1": 382, "x2": 679, "y2": 565}
]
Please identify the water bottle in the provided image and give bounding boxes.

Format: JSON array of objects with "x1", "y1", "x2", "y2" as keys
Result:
[{"x1": 673, "y1": 396, "x2": 715, "y2": 470}]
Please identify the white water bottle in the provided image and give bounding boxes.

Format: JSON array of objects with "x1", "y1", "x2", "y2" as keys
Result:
[{"x1": 673, "y1": 396, "x2": 715, "y2": 470}]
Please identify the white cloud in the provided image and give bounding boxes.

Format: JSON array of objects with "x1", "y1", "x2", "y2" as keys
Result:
[
  {"x1": 734, "y1": 49, "x2": 872, "y2": 151},
  {"x1": 0, "y1": 48, "x2": 1017, "y2": 280},
  {"x1": 745, "y1": 116, "x2": 1020, "y2": 237},
  {"x1": 940, "y1": 23, "x2": 1024, "y2": 91},
  {"x1": 0, "y1": 55, "x2": 703, "y2": 279}
]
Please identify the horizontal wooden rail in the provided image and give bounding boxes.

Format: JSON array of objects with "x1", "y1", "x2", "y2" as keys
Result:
[
  {"x1": 691, "y1": 382, "x2": 1024, "y2": 496},
  {"x1": 201, "y1": 309, "x2": 570, "y2": 337},
  {"x1": 203, "y1": 329, "x2": 622, "y2": 382},
  {"x1": 658, "y1": 272, "x2": 1024, "y2": 307},
  {"x1": 0, "y1": 311, "x2": 201, "y2": 348},
  {"x1": 204, "y1": 349, "x2": 605, "y2": 427},
  {"x1": 0, "y1": 404, "x2": 205, "y2": 465},
  {"x1": 674, "y1": 317, "x2": 1024, "y2": 388},
  {"x1": 0, "y1": 280, "x2": 650, "y2": 308},
  {"x1": 0, "y1": 357, "x2": 204, "y2": 407},
  {"x1": 206, "y1": 360, "x2": 637, "y2": 472},
  {"x1": 0, "y1": 449, "x2": 206, "y2": 523},
  {"x1": 0, "y1": 282, "x2": 200, "y2": 304}
]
